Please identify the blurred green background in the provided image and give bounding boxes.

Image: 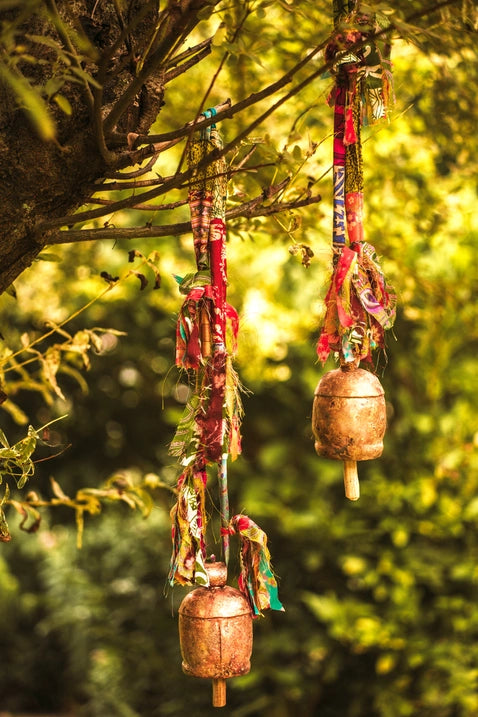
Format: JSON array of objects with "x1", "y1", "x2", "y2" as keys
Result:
[{"x1": 0, "y1": 2, "x2": 477, "y2": 715}]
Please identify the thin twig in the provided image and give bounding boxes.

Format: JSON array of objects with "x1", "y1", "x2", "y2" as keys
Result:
[
  {"x1": 162, "y1": 36, "x2": 212, "y2": 84},
  {"x1": 104, "y1": 152, "x2": 160, "y2": 180},
  {"x1": 86, "y1": 158, "x2": 274, "y2": 192},
  {"x1": 88, "y1": 197, "x2": 189, "y2": 212}
]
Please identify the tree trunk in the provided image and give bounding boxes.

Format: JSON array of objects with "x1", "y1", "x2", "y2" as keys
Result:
[{"x1": 0, "y1": 0, "x2": 208, "y2": 293}]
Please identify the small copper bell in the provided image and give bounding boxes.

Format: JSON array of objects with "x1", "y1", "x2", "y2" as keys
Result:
[
  {"x1": 312, "y1": 365, "x2": 386, "y2": 501},
  {"x1": 178, "y1": 561, "x2": 253, "y2": 708}
]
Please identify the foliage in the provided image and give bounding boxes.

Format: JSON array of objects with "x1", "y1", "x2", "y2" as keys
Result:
[{"x1": 0, "y1": 0, "x2": 477, "y2": 716}]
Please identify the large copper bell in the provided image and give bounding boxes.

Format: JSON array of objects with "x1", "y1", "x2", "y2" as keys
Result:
[
  {"x1": 312, "y1": 365, "x2": 386, "y2": 501},
  {"x1": 179, "y1": 561, "x2": 253, "y2": 708}
]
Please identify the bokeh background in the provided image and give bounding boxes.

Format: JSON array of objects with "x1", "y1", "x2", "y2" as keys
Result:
[{"x1": 0, "y1": 2, "x2": 477, "y2": 715}]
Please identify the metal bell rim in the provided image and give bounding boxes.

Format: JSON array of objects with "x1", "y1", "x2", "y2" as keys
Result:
[
  {"x1": 179, "y1": 585, "x2": 252, "y2": 618},
  {"x1": 314, "y1": 367, "x2": 384, "y2": 398}
]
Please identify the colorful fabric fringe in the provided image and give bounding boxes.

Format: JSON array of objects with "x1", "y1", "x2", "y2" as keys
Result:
[
  {"x1": 229, "y1": 514, "x2": 284, "y2": 616},
  {"x1": 317, "y1": 241, "x2": 396, "y2": 363},
  {"x1": 318, "y1": 2, "x2": 396, "y2": 365},
  {"x1": 169, "y1": 111, "x2": 282, "y2": 614},
  {"x1": 171, "y1": 115, "x2": 243, "y2": 472},
  {"x1": 169, "y1": 111, "x2": 243, "y2": 585},
  {"x1": 327, "y1": 3, "x2": 394, "y2": 127},
  {"x1": 168, "y1": 466, "x2": 209, "y2": 586}
]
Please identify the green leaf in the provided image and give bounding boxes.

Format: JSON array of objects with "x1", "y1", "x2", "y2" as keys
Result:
[
  {"x1": 44, "y1": 76, "x2": 64, "y2": 97},
  {"x1": 36, "y1": 251, "x2": 62, "y2": 262},
  {"x1": 0, "y1": 429, "x2": 9, "y2": 449},
  {"x1": 0, "y1": 399, "x2": 29, "y2": 426},
  {"x1": 69, "y1": 65, "x2": 101, "y2": 89},
  {"x1": 25, "y1": 33, "x2": 65, "y2": 52},
  {"x1": 1, "y1": 484, "x2": 10, "y2": 506},
  {"x1": 0, "y1": 63, "x2": 55, "y2": 140},
  {"x1": 53, "y1": 94, "x2": 72, "y2": 115}
]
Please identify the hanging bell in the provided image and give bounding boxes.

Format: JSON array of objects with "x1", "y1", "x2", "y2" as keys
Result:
[
  {"x1": 178, "y1": 561, "x2": 253, "y2": 708},
  {"x1": 312, "y1": 365, "x2": 386, "y2": 501}
]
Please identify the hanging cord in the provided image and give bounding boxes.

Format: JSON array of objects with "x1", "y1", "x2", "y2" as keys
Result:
[
  {"x1": 169, "y1": 109, "x2": 240, "y2": 580},
  {"x1": 168, "y1": 114, "x2": 283, "y2": 614},
  {"x1": 317, "y1": 3, "x2": 396, "y2": 366}
]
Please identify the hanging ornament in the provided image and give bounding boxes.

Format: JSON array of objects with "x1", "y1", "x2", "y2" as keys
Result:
[
  {"x1": 313, "y1": 2, "x2": 396, "y2": 500},
  {"x1": 179, "y1": 561, "x2": 253, "y2": 708},
  {"x1": 312, "y1": 365, "x2": 386, "y2": 500},
  {"x1": 169, "y1": 107, "x2": 283, "y2": 706}
]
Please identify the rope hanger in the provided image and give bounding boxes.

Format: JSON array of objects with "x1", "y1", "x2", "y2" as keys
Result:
[
  {"x1": 318, "y1": 0, "x2": 396, "y2": 367},
  {"x1": 168, "y1": 109, "x2": 283, "y2": 616}
]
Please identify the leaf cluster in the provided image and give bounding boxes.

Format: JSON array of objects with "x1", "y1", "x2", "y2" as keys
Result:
[{"x1": 0, "y1": 0, "x2": 100, "y2": 139}]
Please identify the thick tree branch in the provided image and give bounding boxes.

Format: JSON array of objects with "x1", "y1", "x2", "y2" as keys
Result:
[
  {"x1": 45, "y1": 188, "x2": 322, "y2": 245},
  {"x1": 0, "y1": 0, "x2": 466, "y2": 298}
]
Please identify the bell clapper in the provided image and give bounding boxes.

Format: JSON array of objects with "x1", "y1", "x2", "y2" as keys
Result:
[
  {"x1": 213, "y1": 677, "x2": 227, "y2": 708},
  {"x1": 343, "y1": 460, "x2": 360, "y2": 501}
]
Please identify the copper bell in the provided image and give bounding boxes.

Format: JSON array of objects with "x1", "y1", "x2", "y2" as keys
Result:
[
  {"x1": 178, "y1": 561, "x2": 253, "y2": 708},
  {"x1": 312, "y1": 366, "x2": 386, "y2": 501}
]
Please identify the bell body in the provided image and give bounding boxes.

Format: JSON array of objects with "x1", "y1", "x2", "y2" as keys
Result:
[
  {"x1": 312, "y1": 367, "x2": 386, "y2": 461},
  {"x1": 179, "y1": 562, "x2": 253, "y2": 682}
]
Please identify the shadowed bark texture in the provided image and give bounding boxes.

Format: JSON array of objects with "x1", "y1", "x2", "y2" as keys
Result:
[{"x1": 0, "y1": 0, "x2": 214, "y2": 293}]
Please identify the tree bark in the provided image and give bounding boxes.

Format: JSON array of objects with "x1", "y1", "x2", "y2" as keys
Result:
[{"x1": 0, "y1": 0, "x2": 214, "y2": 294}]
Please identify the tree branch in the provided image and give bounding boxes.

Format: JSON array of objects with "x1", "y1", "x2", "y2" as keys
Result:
[
  {"x1": 162, "y1": 38, "x2": 212, "y2": 84},
  {"x1": 34, "y1": 1, "x2": 464, "y2": 245},
  {"x1": 103, "y1": 0, "x2": 221, "y2": 135},
  {"x1": 115, "y1": 97, "x2": 232, "y2": 165},
  {"x1": 45, "y1": 188, "x2": 322, "y2": 245},
  {"x1": 112, "y1": 44, "x2": 326, "y2": 162},
  {"x1": 87, "y1": 196, "x2": 189, "y2": 212},
  {"x1": 108, "y1": 0, "x2": 462, "y2": 168}
]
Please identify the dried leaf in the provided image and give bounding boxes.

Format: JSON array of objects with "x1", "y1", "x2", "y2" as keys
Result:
[
  {"x1": 42, "y1": 347, "x2": 65, "y2": 400},
  {"x1": 50, "y1": 476, "x2": 70, "y2": 501},
  {"x1": 128, "y1": 249, "x2": 142, "y2": 262},
  {"x1": 100, "y1": 271, "x2": 119, "y2": 285},
  {"x1": 87, "y1": 330, "x2": 104, "y2": 354},
  {"x1": 9, "y1": 499, "x2": 41, "y2": 533},
  {"x1": 0, "y1": 506, "x2": 11, "y2": 542},
  {"x1": 128, "y1": 270, "x2": 148, "y2": 290},
  {"x1": 69, "y1": 330, "x2": 92, "y2": 369}
]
